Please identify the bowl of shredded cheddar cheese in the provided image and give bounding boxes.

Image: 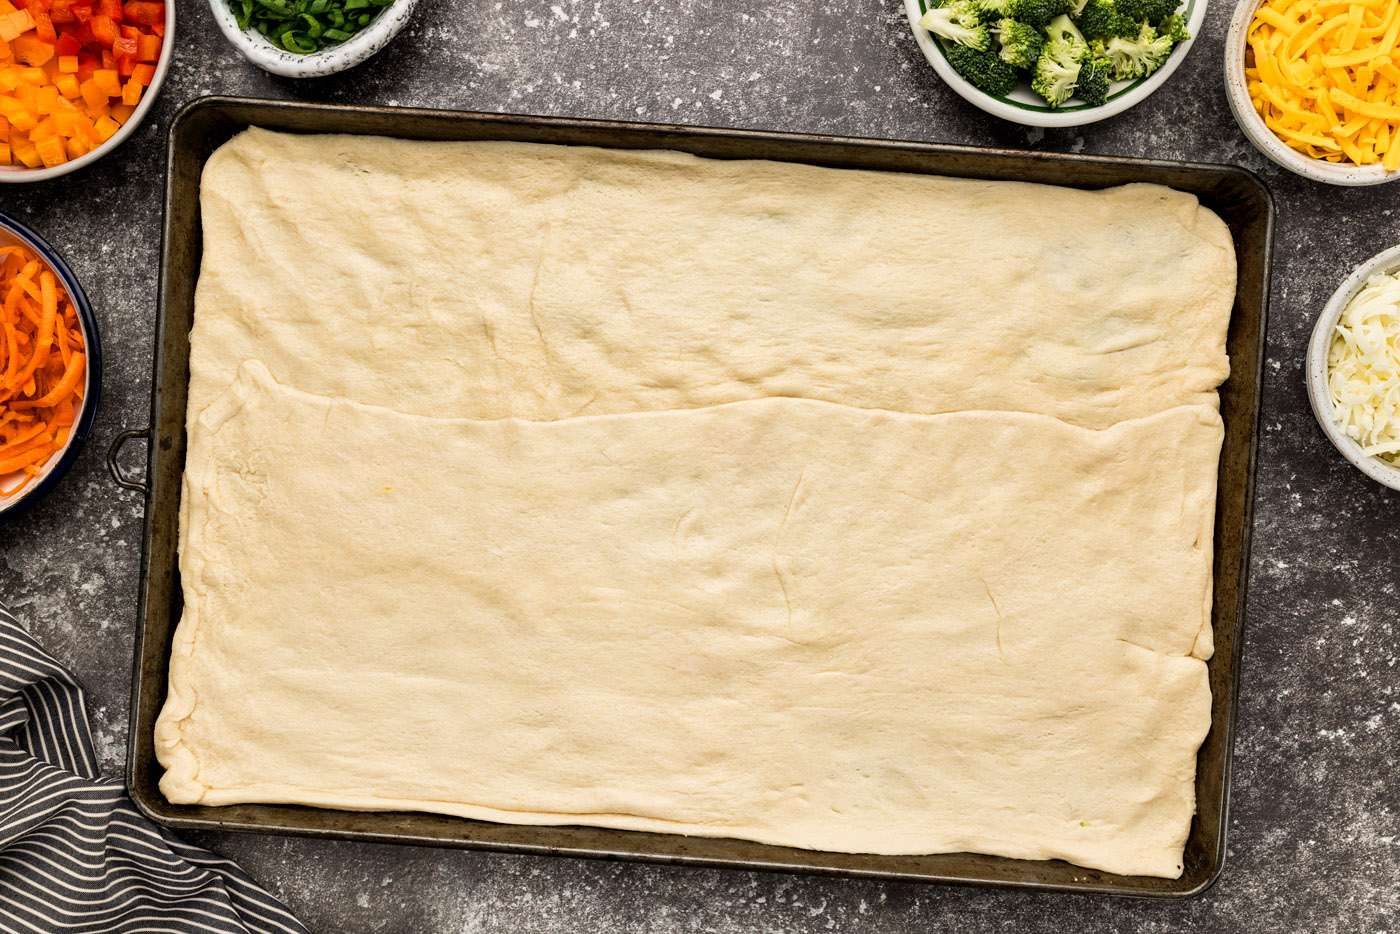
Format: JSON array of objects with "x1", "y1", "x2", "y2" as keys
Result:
[
  {"x1": 1227, "y1": 0, "x2": 1400, "y2": 185},
  {"x1": 1308, "y1": 244, "x2": 1400, "y2": 490}
]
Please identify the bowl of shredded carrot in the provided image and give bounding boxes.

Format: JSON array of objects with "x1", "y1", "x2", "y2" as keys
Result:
[
  {"x1": 1227, "y1": 0, "x2": 1400, "y2": 185},
  {"x1": 0, "y1": 211, "x2": 98, "y2": 519}
]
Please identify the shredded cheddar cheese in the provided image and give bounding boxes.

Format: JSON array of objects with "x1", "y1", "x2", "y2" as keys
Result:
[
  {"x1": 1247, "y1": 0, "x2": 1400, "y2": 169},
  {"x1": 1329, "y1": 271, "x2": 1400, "y2": 462}
]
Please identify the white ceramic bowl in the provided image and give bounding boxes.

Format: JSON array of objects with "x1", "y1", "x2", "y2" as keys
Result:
[
  {"x1": 1306, "y1": 243, "x2": 1400, "y2": 491},
  {"x1": 1225, "y1": 0, "x2": 1400, "y2": 186},
  {"x1": 904, "y1": 0, "x2": 1207, "y2": 127},
  {"x1": 209, "y1": 0, "x2": 419, "y2": 78},
  {"x1": 0, "y1": 2, "x2": 175, "y2": 183}
]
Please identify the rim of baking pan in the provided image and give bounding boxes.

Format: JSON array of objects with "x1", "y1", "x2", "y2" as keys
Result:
[{"x1": 125, "y1": 96, "x2": 1271, "y2": 898}]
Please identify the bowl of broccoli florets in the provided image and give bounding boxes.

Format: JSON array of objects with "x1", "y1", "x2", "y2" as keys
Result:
[{"x1": 905, "y1": 0, "x2": 1204, "y2": 126}]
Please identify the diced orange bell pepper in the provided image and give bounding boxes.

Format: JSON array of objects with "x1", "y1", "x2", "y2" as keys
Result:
[
  {"x1": 7, "y1": 107, "x2": 34, "y2": 131},
  {"x1": 76, "y1": 75, "x2": 101, "y2": 108},
  {"x1": 12, "y1": 33, "x2": 51, "y2": 65},
  {"x1": 34, "y1": 132, "x2": 62, "y2": 166},
  {"x1": 13, "y1": 81, "x2": 36, "y2": 110},
  {"x1": 88, "y1": 10, "x2": 112, "y2": 46},
  {"x1": 90, "y1": 65, "x2": 115, "y2": 94},
  {"x1": 31, "y1": 8, "x2": 52, "y2": 41},
  {"x1": 13, "y1": 141, "x2": 39, "y2": 167},
  {"x1": 121, "y1": 1, "x2": 161, "y2": 25},
  {"x1": 134, "y1": 29, "x2": 154, "y2": 60},
  {"x1": 0, "y1": 0, "x2": 160, "y2": 168},
  {"x1": 33, "y1": 83, "x2": 56, "y2": 112}
]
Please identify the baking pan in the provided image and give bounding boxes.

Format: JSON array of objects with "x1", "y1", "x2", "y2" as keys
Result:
[{"x1": 115, "y1": 95, "x2": 1272, "y2": 898}]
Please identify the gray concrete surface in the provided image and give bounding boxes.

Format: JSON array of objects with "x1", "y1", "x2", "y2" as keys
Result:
[{"x1": 2, "y1": 0, "x2": 1398, "y2": 930}]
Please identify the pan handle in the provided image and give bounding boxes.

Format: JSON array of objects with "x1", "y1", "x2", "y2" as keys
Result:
[{"x1": 107, "y1": 428, "x2": 151, "y2": 496}]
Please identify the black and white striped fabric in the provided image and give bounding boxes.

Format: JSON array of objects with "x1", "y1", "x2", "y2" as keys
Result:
[{"x1": 0, "y1": 604, "x2": 307, "y2": 934}]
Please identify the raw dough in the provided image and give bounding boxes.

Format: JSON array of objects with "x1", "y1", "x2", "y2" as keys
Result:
[
  {"x1": 187, "y1": 128, "x2": 1235, "y2": 429},
  {"x1": 167, "y1": 132, "x2": 1238, "y2": 878},
  {"x1": 159, "y1": 362, "x2": 1219, "y2": 879}
]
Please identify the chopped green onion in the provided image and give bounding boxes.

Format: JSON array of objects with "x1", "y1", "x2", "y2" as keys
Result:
[{"x1": 229, "y1": 0, "x2": 395, "y2": 54}]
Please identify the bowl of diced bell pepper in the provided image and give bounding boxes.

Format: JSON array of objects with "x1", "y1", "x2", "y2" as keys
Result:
[{"x1": 0, "y1": 0, "x2": 171, "y2": 181}]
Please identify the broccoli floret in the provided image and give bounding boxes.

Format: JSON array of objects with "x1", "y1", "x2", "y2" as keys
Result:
[
  {"x1": 972, "y1": 0, "x2": 1014, "y2": 22},
  {"x1": 920, "y1": 2, "x2": 993, "y2": 50},
  {"x1": 1067, "y1": 0, "x2": 1091, "y2": 12},
  {"x1": 945, "y1": 41, "x2": 1019, "y2": 96},
  {"x1": 994, "y1": 18, "x2": 1046, "y2": 68},
  {"x1": 1045, "y1": 13, "x2": 1088, "y2": 55},
  {"x1": 1031, "y1": 40, "x2": 1083, "y2": 107},
  {"x1": 1102, "y1": 22, "x2": 1175, "y2": 79},
  {"x1": 1074, "y1": 0, "x2": 1137, "y2": 41},
  {"x1": 1160, "y1": 12, "x2": 1190, "y2": 42},
  {"x1": 1006, "y1": 0, "x2": 1072, "y2": 28},
  {"x1": 1116, "y1": 0, "x2": 1178, "y2": 22},
  {"x1": 1076, "y1": 56, "x2": 1114, "y2": 106}
]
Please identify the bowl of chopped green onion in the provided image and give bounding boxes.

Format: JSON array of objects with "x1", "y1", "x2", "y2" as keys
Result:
[
  {"x1": 211, "y1": 0, "x2": 418, "y2": 77},
  {"x1": 904, "y1": 0, "x2": 1206, "y2": 127}
]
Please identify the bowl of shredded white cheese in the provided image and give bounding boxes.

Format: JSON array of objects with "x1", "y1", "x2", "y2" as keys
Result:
[{"x1": 1308, "y1": 244, "x2": 1400, "y2": 491}]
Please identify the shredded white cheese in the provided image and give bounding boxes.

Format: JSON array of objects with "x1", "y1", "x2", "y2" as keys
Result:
[{"x1": 1328, "y1": 270, "x2": 1400, "y2": 464}]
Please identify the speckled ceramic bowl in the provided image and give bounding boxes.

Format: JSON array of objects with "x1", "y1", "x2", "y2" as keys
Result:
[
  {"x1": 0, "y1": 1, "x2": 174, "y2": 183},
  {"x1": 1225, "y1": 0, "x2": 1400, "y2": 186},
  {"x1": 904, "y1": 0, "x2": 1207, "y2": 127},
  {"x1": 209, "y1": 0, "x2": 419, "y2": 78},
  {"x1": 1307, "y1": 243, "x2": 1400, "y2": 491},
  {"x1": 0, "y1": 213, "x2": 102, "y2": 523}
]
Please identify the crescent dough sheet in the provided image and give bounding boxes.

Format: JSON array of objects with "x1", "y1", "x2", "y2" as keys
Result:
[
  {"x1": 186, "y1": 128, "x2": 1235, "y2": 429},
  {"x1": 166, "y1": 131, "x2": 1237, "y2": 879},
  {"x1": 159, "y1": 362, "x2": 1218, "y2": 879}
]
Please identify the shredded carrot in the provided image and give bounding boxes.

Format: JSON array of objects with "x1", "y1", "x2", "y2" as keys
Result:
[{"x1": 0, "y1": 243, "x2": 86, "y2": 498}]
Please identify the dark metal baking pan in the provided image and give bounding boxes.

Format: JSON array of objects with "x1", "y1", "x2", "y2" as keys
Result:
[{"x1": 117, "y1": 95, "x2": 1272, "y2": 898}]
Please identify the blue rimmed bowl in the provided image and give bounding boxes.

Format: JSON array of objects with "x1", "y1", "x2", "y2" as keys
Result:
[
  {"x1": 904, "y1": 0, "x2": 1208, "y2": 127},
  {"x1": 0, "y1": 213, "x2": 101, "y2": 524}
]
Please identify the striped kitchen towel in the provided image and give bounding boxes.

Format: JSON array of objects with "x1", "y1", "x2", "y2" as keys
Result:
[{"x1": 0, "y1": 604, "x2": 307, "y2": 934}]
